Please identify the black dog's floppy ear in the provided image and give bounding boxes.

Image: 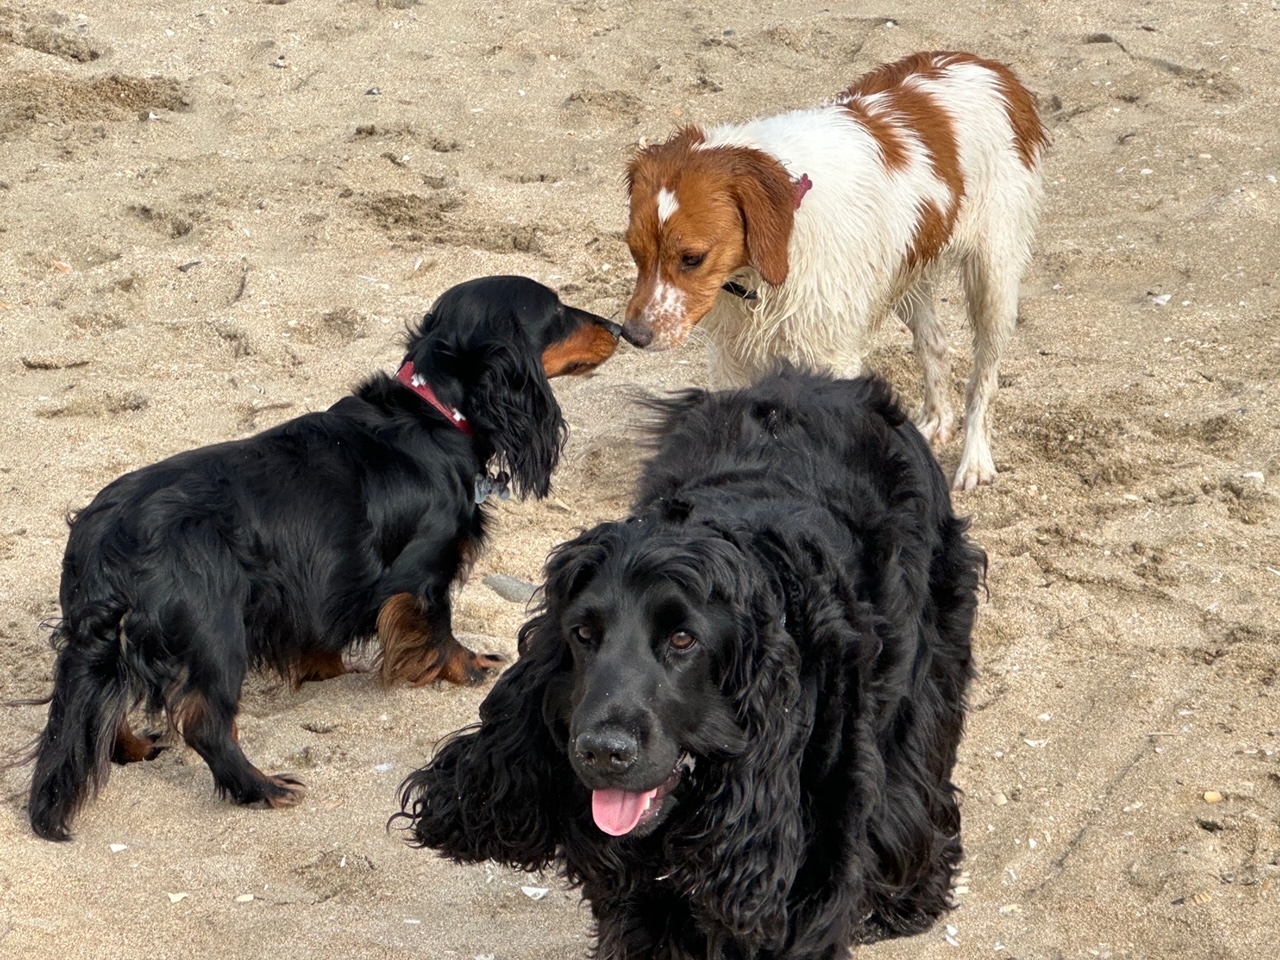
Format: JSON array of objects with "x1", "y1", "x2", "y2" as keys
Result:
[
  {"x1": 467, "y1": 333, "x2": 567, "y2": 500},
  {"x1": 663, "y1": 535, "x2": 812, "y2": 948},
  {"x1": 396, "y1": 630, "x2": 572, "y2": 870}
]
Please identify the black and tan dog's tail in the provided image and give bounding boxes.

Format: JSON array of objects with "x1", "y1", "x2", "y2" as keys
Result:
[{"x1": 26, "y1": 610, "x2": 131, "y2": 842}]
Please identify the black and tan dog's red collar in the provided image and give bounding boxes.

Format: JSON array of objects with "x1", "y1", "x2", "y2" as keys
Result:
[
  {"x1": 395, "y1": 362, "x2": 513, "y2": 503},
  {"x1": 396, "y1": 362, "x2": 474, "y2": 437}
]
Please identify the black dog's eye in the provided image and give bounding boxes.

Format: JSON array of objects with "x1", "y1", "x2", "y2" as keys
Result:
[
  {"x1": 669, "y1": 630, "x2": 697, "y2": 651},
  {"x1": 680, "y1": 252, "x2": 706, "y2": 271},
  {"x1": 572, "y1": 624, "x2": 594, "y2": 643}
]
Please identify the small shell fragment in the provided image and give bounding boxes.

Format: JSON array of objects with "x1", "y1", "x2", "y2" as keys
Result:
[
  {"x1": 234, "y1": 893, "x2": 255, "y2": 903},
  {"x1": 1203, "y1": 790, "x2": 1223, "y2": 803}
]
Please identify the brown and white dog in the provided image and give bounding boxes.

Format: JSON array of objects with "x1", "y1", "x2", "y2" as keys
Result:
[{"x1": 622, "y1": 51, "x2": 1048, "y2": 490}]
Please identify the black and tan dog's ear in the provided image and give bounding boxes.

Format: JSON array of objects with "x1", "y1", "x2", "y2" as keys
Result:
[
  {"x1": 395, "y1": 632, "x2": 572, "y2": 869},
  {"x1": 466, "y1": 336, "x2": 567, "y2": 500}
]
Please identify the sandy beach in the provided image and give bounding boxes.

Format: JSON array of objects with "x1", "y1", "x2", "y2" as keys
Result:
[{"x1": 1, "y1": 1, "x2": 1277, "y2": 957}]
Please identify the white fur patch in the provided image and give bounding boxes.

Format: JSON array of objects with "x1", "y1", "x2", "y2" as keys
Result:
[
  {"x1": 657, "y1": 187, "x2": 679, "y2": 224},
  {"x1": 640, "y1": 280, "x2": 690, "y2": 349}
]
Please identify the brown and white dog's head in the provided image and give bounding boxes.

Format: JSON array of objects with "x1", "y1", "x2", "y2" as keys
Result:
[{"x1": 622, "y1": 129, "x2": 797, "y2": 350}]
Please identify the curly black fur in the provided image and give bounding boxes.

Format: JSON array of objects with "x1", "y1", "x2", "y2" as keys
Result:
[
  {"x1": 24, "y1": 275, "x2": 619, "y2": 842},
  {"x1": 398, "y1": 367, "x2": 984, "y2": 959}
]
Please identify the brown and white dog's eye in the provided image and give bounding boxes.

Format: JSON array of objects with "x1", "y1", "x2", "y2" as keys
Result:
[
  {"x1": 573, "y1": 625, "x2": 594, "y2": 643},
  {"x1": 680, "y1": 252, "x2": 706, "y2": 271},
  {"x1": 669, "y1": 630, "x2": 697, "y2": 651}
]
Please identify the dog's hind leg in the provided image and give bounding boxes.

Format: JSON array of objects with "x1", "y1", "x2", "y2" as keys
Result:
[
  {"x1": 901, "y1": 267, "x2": 955, "y2": 446},
  {"x1": 953, "y1": 161, "x2": 1041, "y2": 491},
  {"x1": 291, "y1": 649, "x2": 353, "y2": 688},
  {"x1": 111, "y1": 718, "x2": 166, "y2": 764},
  {"x1": 27, "y1": 628, "x2": 130, "y2": 841},
  {"x1": 169, "y1": 617, "x2": 304, "y2": 809},
  {"x1": 954, "y1": 248, "x2": 1021, "y2": 491}
]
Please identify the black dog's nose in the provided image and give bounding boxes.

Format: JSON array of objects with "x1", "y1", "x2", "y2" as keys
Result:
[
  {"x1": 620, "y1": 319, "x2": 653, "y2": 348},
  {"x1": 574, "y1": 730, "x2": 639, "y2": 772}
]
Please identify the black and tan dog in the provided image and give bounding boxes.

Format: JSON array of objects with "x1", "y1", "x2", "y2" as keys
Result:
[{"x1": 26, "y1": 275, "x2": 620, "y2": 841}]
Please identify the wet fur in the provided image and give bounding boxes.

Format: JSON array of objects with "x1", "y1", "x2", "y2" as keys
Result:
[{"x1": 399, "y1": 367, "x2": 984, "y2": 958}]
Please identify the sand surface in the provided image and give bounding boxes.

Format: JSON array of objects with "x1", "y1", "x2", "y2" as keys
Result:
[{"x1": 1, "y1": 1, "x2": 1278, "y2": 957}]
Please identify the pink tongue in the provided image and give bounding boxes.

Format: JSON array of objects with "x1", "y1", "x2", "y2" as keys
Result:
[{"x1": 592, "y1": 788, "x2": 658, "y2": 836}]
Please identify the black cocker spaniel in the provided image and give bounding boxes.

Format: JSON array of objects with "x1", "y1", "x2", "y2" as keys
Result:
[
  {"x1": 399, "y1": 367, "x2": 985, "y2": 959},
  {"x1": 26, "y1": 275, "x2": 620, "y2": 842}
]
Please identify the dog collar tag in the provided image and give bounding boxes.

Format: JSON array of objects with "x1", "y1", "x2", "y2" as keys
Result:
[{"x1": 474, "y1": 472, "x2": 511, "y2": 504}]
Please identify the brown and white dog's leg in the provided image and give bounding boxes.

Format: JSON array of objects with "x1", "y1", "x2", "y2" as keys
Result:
[
  {"x1": 901, "y1": 269, "x2": 955, "y2": 447},
  {"x1": 955, "y1": 253, "x2": 1020, "y2": 491}
]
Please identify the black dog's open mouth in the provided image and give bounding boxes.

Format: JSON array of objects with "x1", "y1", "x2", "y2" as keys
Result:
[{"x1": 591, "y1": 753, "x2": 695, "y2": 837}]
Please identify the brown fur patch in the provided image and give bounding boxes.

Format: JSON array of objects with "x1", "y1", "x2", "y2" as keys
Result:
[
  {"x1": 170, "y1": 690, "x2": 208, "y2": 739},
  {"x1": 110, "y1": 720, "x2": 163, "y2": 764},
  {"x1": 908, "y1": 201, "x2": 955, "y2": 273},
  {"x1": 849, "y1": 104, "x2": 910, "y2": 169},
  {"x1": 169, "y1": 690, "x2": 240, "y2": 743},
  {"x1": 845, "y1": 50, "x2": 952, "y2": 98},
  {"x1": 847, "y1": 50, "x2": 1045, "y2": 171},
  {"x1": 984, "y1": 60, "x2": 1049, "y2": 169},
  {"x1": 842, "y1": 52, "x2": 968, "y2": 269},
  {"x1": 542, "y1": 324, "x2": 618, "y2": 378},
  {"x1": 291, "y1": 649, "x2": 349, "y2": 688},
  {"x1": 376, "y1": 592, "x2": 504, "y2": 687}
]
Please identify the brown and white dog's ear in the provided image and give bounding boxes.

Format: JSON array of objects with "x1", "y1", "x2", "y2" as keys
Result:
[{"x1": 729, "y1": 150, "x2": 796, "y2": 287}]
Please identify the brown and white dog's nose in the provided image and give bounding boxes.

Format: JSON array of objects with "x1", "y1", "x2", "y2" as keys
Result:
[
  {"x1": 620, "y1": 319, "x2": 654, "y2": 348},
  {"x1": 574, "y1": 729, "x2": 639, "y2": 773}
]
